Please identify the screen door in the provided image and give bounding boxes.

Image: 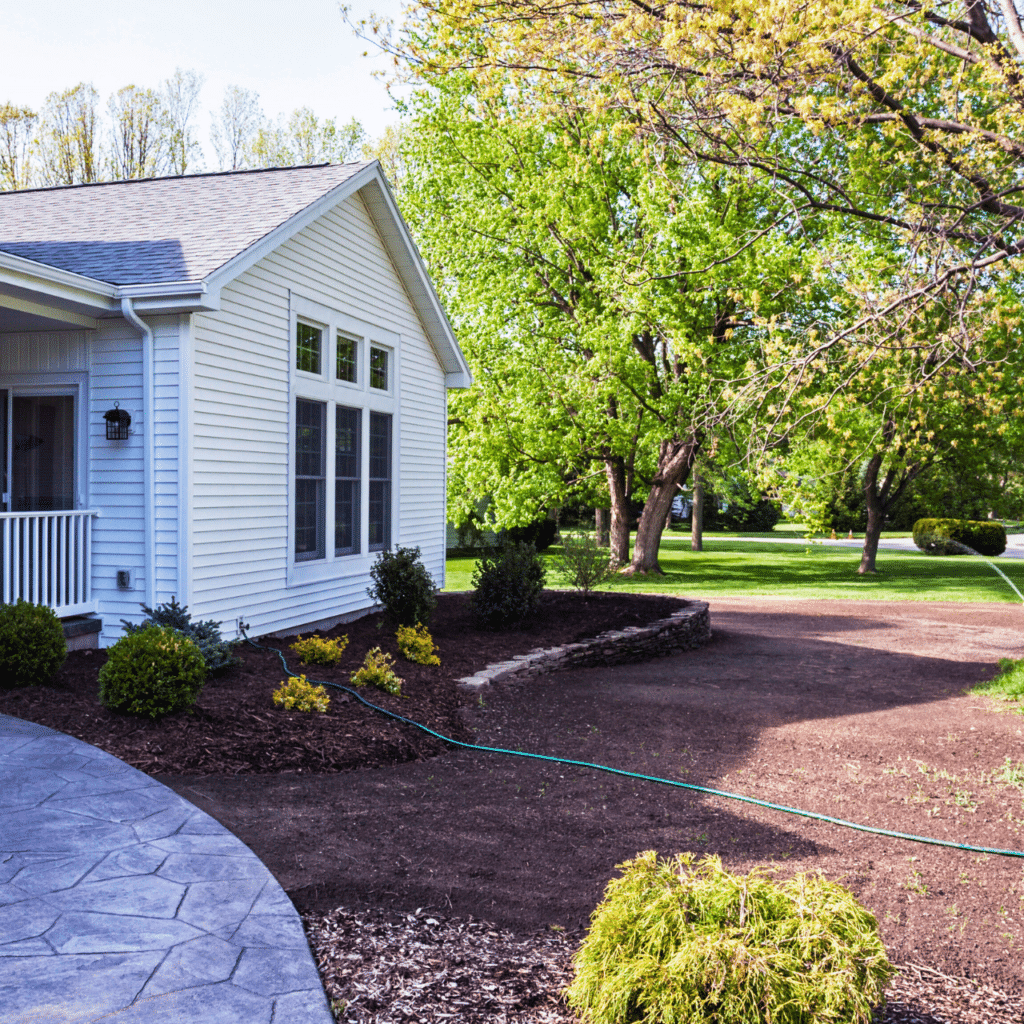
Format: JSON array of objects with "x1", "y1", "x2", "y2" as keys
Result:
[{"x1": 11, "y1": 395, "x2": 76, "y2": 512}]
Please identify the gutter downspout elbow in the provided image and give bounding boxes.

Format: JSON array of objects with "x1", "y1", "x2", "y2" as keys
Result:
[{"x1": 121, "y1": 297, "x2": 156, "y2": 612}]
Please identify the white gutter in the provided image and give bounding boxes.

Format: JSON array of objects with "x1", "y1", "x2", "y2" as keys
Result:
[{"x1": 121, "y1": 297, "x2": 157, "y2": 612}]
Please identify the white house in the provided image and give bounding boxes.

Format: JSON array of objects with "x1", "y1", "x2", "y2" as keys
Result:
[{"x1": 0, "y1": 162, "x2": 471, "y2": 647}]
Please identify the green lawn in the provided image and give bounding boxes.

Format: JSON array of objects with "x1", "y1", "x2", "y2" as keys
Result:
[{"x1": 444, "y1": 535, "x2": 1024, "y2": 603}]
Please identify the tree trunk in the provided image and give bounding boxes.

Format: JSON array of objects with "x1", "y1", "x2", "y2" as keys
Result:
[
  {"x1": 594, "y1": 507, "x2": 610, "y2": 547},
  {"x1": 691, "y1": 469, "x2": 703, "y2": 553},
  {"x1": 625, "y1": 438, "x2": 700, "y2": 574},
  {"x1": 604, "y1": 458, "x2": 631, "y2": 566}
]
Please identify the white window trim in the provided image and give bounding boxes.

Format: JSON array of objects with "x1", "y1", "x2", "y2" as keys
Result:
[{"x1": 287, "y1": 292, "x2": 401, "y2": 588}]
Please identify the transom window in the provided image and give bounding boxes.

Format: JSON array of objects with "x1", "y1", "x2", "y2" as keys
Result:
[
  {"x1": 290, "y1": 295, "x2": 398, "y2": 580},
  {"x1": 370, "y1": 346, "x2": 389, "y2": 390},
  {"x1": 336, "y1": 333, "x2": 358, "y2": 384},
  {"x1": 296, "y1": 321, "x2": 322, "y2": 375}
]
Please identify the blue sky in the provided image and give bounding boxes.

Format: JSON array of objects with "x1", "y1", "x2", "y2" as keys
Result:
[{"x1": 0, "y1": 0, "x2": 404, "y2": 162}]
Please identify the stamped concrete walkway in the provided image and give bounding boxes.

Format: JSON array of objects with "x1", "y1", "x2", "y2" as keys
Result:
[{"x1": 0, "y1": 714, "x2": 333, "y2": 1024}]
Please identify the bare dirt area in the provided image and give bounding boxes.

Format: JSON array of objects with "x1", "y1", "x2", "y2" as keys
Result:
[
  {"x1": 5, "y1": 594, "x2": 1024, "y2": 1021},
  {"x1": 152, "y1": 597, "x2": 1024, "y2": 1022}
]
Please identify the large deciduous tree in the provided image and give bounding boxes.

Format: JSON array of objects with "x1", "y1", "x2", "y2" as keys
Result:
[
  {"x1": 37, "y1": 83, "x2": 100, "y2": 185},
  {"x1": 396, "y1": 80, "x2": 816, "y2": 571}
]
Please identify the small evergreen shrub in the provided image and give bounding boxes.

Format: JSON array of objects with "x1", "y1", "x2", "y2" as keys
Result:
[
  {"x1": 0, "y1": 600, "x2": 67, "y2": 688},
  {"x1": 471, "y1": 542, "x2": 546, "y2": 627},
  {"x1": 565, "y1": 851, "x2": 894, "y2": 1024},
  {"x1": 351, "y1": 647, "x2": 404, "y2": 695},
  {"x1": 367, "y1": 547, "x2": 437, "y2": 626},
  {"x1": 272, "y1": 674, "x2": 331, "y2": 712},
  {"x1": 553, "y1": 533, "x2": 615, "y2": 597},
  {"x1": 122, "y1": 597, "x2": 238, "y2": 673},
  {"x1": 290, "y1": 633, "x2": 348, "y2": 666},
  {"x1": 99, "y1": 626, "x2": 206, "y2": 718},
  {"x1": 396, "y1": 623, "x2": 441, "y2": 665},
  {"x1": 912, "y1": 518, "x2": 1007, "y2": 557}
]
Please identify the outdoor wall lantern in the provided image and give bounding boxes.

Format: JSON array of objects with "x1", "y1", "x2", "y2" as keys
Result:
[{"x1": 103, "y1": 403, "x2": 131, "y2": 440}]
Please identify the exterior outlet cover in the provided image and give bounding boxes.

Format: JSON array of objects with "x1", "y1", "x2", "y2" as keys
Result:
[{"x1": 116, "y1": 570, "x2": 131, "y2": 589}]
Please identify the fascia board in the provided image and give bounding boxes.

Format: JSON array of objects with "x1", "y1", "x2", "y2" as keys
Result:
[
  {"x1": 0, "y1": 250, "x2": 118, "y2": 313},
  {"x1": 119, "y1": 281, "x2": 221, "y2": 313},
  {"x1": 357, "y1": 175, "x2": 473, "y2": 389}
]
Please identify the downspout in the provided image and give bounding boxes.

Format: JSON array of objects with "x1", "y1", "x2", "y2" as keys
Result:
[{"x1": 121, "y1": 297, "x2": 156, "y2": 612}]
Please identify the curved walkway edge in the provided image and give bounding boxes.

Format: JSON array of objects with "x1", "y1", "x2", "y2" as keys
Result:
[{"x1": 0, "y1": 713, "x2": 333, "y2": 1024}]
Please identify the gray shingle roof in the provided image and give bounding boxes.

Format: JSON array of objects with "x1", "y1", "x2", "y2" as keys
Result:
[{"x1": 0, "y1": 163, "x2": 369, "y2": 286}]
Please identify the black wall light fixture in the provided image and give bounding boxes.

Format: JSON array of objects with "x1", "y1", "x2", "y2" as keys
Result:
[{"x1": 103, "y1": 402, "x2": 131, "y2": 440}]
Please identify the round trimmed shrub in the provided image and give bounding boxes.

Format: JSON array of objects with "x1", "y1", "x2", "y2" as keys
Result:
[
  {"x1": 471, "y1": 542, "x2": 546, "y2": 627},
  {"x1": 565, "y1": 851, "x2": 895, "y2": 1024},
  {"x1": 367, "y1": 546, "x2": 437, "y2": 626},
  {"x1": 913, "y1": 517, "x2": 1007, "y2": 557},
  {"x1": 0, "y1": 600, "x2": 67, "y2": 687},
  {"x1": 98, "y1": 626, "x2": 207, "y2": 718}
]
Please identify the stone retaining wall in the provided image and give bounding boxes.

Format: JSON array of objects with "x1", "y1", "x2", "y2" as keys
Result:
[{"x1": 456, "y1": 599, "x2": 710, "y2": 693}]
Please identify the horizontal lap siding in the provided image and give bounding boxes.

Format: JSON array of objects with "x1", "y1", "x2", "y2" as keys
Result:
[
  {"x1": 89, "y1": 320, "x2": 146, "y2": 640},
  {"x1": 190, "y1": 192, "x2": 448, "y2": 636}
]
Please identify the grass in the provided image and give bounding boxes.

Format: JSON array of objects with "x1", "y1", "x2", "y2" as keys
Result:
[
  {"x1": 444, "y1": 534, "x2": 1024, "y2": 603},
  {"x1": 970, "y1": 658, "x2": 1024, "y2": 711}
]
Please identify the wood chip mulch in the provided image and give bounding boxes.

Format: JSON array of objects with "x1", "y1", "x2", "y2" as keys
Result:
[{"x1": 303, "y1": 907, "x2": 1024, "y2": 1024}]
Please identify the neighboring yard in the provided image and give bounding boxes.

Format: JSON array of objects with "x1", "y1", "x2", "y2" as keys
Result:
[{"x1": 445, "y1": 533, "x2": 1024, "y2": 603}]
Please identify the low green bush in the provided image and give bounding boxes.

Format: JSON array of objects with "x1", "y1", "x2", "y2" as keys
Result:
[
  {"x1": 367, "y1": 546, "x2": 437, "y2": 626},
  {"x1": 350, "y1": 647, "x2": 404, "y2": 695},
  {"x1": 0, "y1": 600, "x2": 67, "y2": 687},
  {"x1": 290, "y1": 633, "x2": 348, "y2": 666},
  {"x1": 99, "y1": 626, "x2": 207, "y2": 718},
  {"x1": 565, "y1": 851, "x2": 894, "y2": 1024},
  {"x1": 396, "y1": 623, "x2": 440, "y2": 665},
  {"x1": 272, "y1": 674, "x2": 331, "y2": 712},
  {"x1": 122, "y1": 597, "x2": 237, "y2": 672},
  {"x1": 912, "y1": 518, "x2": 1007, "y2": 557},
  {"x1": 471, "y1": 542, "x2": 546, "y2": 627}
]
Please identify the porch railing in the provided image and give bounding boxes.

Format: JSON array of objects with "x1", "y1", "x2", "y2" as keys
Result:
[{"x1": 1, "y1": 511, "x2": 97, "y2": 616}]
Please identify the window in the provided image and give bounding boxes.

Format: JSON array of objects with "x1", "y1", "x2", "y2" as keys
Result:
[
  {"x1": 369, "y1": 346, "x2": 389, "y2": 390},
  {"x1": 368, "y1": 411, "x2": 392, "y2": 551},
  {"x1": 335, "y1": 406, "x2": 360, "y2": 555},
  {"x1": 295, "y1": 399, "x2": 326, "y2": 561},
  {"x1": 296, "y1": 321, "x2": 322, "y2": 375},
  {"x1": 290, "y1": 295, "x2": 399, "y2": 581},
  {"x1": 336, "y1": 333, "x2": 358, "y2": 384}
]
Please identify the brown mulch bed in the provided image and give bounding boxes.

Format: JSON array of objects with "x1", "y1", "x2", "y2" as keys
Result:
[
  {"x1": 4, "y1": 593, "x2": 1024, "y2": 1022},
  {"x1": 0, "y1": 591, "x2": 680, "y2": 775}
]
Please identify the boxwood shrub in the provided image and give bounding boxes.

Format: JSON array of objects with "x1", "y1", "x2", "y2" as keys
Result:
[
  {"x1": 471, "y1": 541, "x2": 546, "y2": 627},
  {"x1": 565, "y1": 851, "x2": 894, "y2": 1024},
  {"x1": 367, "y1": 546, "x2": 437, "y2": 626},
  {"x1": 0, "y1": 600, "x2": 67, "y2": 688},
  {"x1": 912, "y1": 518, "x2": 1007, "y2": 556},
  {"x1": 99, "y1": 626, "x2": 207, "y2": 718}
]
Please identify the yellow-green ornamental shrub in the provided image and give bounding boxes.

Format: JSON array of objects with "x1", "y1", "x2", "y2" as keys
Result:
[
  {"x1": 565, "y1": 851, "x2": 894, "y2": 1024},
  {"x1": 0, "y1": 600, "x2": 67, "y2": 687},
  {"x1": 98, "y1": 626, "x2": 206, "y2": 718},
  {"x1": 396, "y1": 623, "x2": 440, "y2": 666},
  {"x1": 290, "y1": 633, "x2": 349, "y2": 666},
  {"x1": 350, "y1": 647, "x2": 404, "y2": 695},
  {"x1": 272, "y1": 675, "x2": 330, "y2": 712}
]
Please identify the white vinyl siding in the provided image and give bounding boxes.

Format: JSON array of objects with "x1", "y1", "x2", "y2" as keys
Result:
[{"x1": 190, "y1": 191, "x2": 448, "y2": 637}]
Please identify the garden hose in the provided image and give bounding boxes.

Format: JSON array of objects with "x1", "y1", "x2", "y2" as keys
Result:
[{"x1": 245, "y1": 634, "x2": 1024, "y2": 860}]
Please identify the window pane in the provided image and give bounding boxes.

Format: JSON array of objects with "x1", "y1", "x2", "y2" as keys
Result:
[
  {"x1": 335, "y1": 405, "x2": 360, "y2": 555},
  {"x1": 368, "y1": 411, "x2": 391, "y2": 551},
  {"x1": 336, "y1": 333, "x2": 357, "y2": 383},
  {"x1": 296, "y1": 321, "x2": 322, "y2": 375},
  {"x1": 369, "y1": 346, "x2": 389, "y2": 390},
  {"x1": 295, "y1": 399, "x2": 325, "y2": 560}
]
